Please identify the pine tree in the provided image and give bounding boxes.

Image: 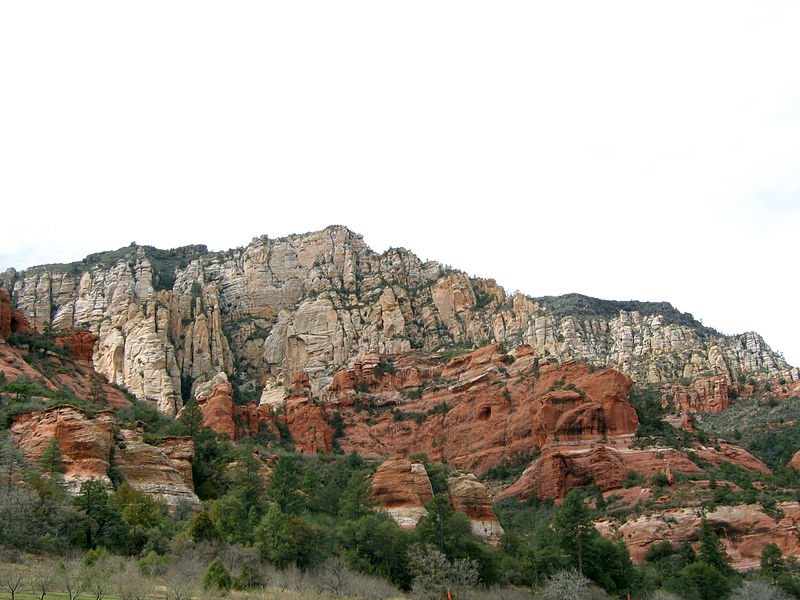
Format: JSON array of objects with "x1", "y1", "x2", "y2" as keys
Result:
[
  {"x1": 255, "y1": 504, "x2": 297, "y2": 568},
  {"x1": 698, "y1": 520, "x2": 736, "y2": 578},
  {"x1": 553, "y1": 489, "x2": 594, "y2": 574},
  {"x1": 178, "y1": 398, "x2": 203, "y2": 438},
  {"x1": 338, "y1": 470, "x2": 374, "y2": 520},
  {"x1": 39, "y1": 436, "x2": 65, "y2": 477},
  {"x1": 267, "y1": 455, "x2": 301, "y2": 514},
  {"x1": 202, "y1": 558, "x2": 232, "y2": 591}
]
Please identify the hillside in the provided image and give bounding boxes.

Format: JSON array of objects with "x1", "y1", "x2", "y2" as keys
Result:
[{"x1": 3, "y1": 227, "x2": 800, "y2": 599}]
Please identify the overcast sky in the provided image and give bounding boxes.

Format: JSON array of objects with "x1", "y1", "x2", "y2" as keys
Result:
[{"x1": 1, "y1": 2, "x2": 798, "y2": 366}]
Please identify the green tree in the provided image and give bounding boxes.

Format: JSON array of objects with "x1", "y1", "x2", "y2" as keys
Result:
[
  {"x1": 202, "y1": 558, "x2": 232, "y2": 592},
  {"x1": 338, "y1": 470, "x2": 374, "y2": 520},
  {"x1": 415, "y1": 494, "x2": 473, "y2": 558},
  {"x1": 73, "y1": 478, "x2": 129, "y2": 551},
  {"x1": 109, "y1": 484, "x2": 163, "y2": 554},
  {"x1": 189, "y1": 510, "x2": 219, "y2": 543},
  {"x1": 761, "y1": 543, "x2": 786, "y2": 582},
  {"x1": 178, "y1": 398, "x2": 203, "y2": 438},
  {"x1": 340, "y1": 513, "x2": 412, "y2": 589},
  {"x1": 230, "y1": 449, "x2": 265, "y2": 513},
  {"x1": 267, "y1": 455, "x2": 301, "y2": 514},
  {"x1": 255, "y1": 504, "x2": 297, "y2": 568},
  {"x1": 39, "y1": 436, "x2": 65, "y2": 478},
  {"x1": 680, "y1": 561, "x2": 732, "y2": 600},
  {"x1": 553, "y1": 489, "x2": 594, "y2": 574},
  {"x1": 698, "y1": 520, "x2": 736, "y2": 578}
]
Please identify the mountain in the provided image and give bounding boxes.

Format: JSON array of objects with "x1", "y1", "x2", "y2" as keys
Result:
[
  {"x1": 2, "y1": 225, "x2": 795, "y2": 416},
  {"x1": 5, "y1": 227, "x2": 800, "y2": 590}
]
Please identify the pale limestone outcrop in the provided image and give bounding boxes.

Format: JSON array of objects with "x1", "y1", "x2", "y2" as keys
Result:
[{"x1": 4, "y1": 226, "x2": 795, "y2": 414}]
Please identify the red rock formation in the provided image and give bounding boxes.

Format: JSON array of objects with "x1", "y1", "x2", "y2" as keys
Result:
[
  {"x1": 496, "y1": 445, "x2": 703, "y2": 501},
  {"x1": 691, "y1": 442, "x2": 770, "y2": 474},
  {"x1": 193, "y1": 379, "x2": 274, "y2": 441},
  {"x1": 278, "y1": 395, "x2": 334, "y2": 454},
  {"x1": 370, "y1": 457, "x2": 503, "y2": 543},
  {"x1": 600, "y1": 503, "x2": 800, "y2": 572},
  {"x1": 10, "y1": 310, "x2": 32, "y2": 334},
  {"x1": 11, "y1": 406, "x2": 116, "y2": 493},
  {"x1": 662, "y1": 375, "x2": 729, "y2": 413},
  {"x1": 196, "y1": 380, "x2": 238, "y2": 439},
  {"x1": 158, "y1": 436, "x2": 196, "y2": 490},
  {"x1": 114, "y1": 429, "x2": 201, "y2": 511},
  {"x1": 789, "y1": 450, "x2": 800, "y2": 474},
  {"x1": 190, "y1": 347, "x2": 640, "y2": 472},
  {"x1": 371, "y1": 457, "x2": 433, "y2": 528},
  {"x1": 55, "y1": 329, "x2": 98, "y2": 364},
  {"x1": 447, "y1": 473, "x2": 504, "y2": 544},
  {"x1": 0, "y1": 289, "x2": 11, "y2": 338}
]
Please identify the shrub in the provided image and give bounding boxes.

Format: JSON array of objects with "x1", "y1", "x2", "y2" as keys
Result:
[
  {"x1": 624, "y1": 470, "x2": 643, "y2": 488},
  {"x1": 202, "y1": 557, "x2": 232, "y2": 592}
]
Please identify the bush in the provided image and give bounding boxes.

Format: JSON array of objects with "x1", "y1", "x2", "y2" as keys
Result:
[
  {"x1": 83, "y1": 547, "x2": 110, "y2": 567},
  {"x1": 624, "y1": 470, "x2": 643, "y2": 488},
  {"x1": 202, "y1": 557, "x2": 232, "y2": 592},
  {"x1": 137, "y1": 550, "x2": 169, "y2": 577}
]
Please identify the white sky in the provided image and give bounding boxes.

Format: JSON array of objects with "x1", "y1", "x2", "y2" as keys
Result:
[{"x1": 1, "y1": 2, "x2": 798, "y2": 366}]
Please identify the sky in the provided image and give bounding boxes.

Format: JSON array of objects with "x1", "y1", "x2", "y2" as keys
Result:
[{"x1": 1, "y1": 2, "x2": 798, "y2": 366}]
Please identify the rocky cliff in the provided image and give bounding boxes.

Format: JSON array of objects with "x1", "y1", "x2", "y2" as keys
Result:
[
  {"x1": 3, "y1": 226, "x2": 795, "y2": 415},
  {"x1": 9, "y1": 405, "x2": 200, "y2": 510}
]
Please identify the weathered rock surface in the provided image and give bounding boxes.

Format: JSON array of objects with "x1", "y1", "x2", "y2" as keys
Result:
[
  {"x1": 55, "y1": 329, "x2": 98, "y2": 364},
  {"x1": 0, "y1": 288, "x2": 11, "y2": 337},
  {"x1": 3, "y1": 227, "x2": 795, "y2": 415},
  {"x1": 0, "y1": 331, "x2": 131, "y2": 410},
  {"x1": 599, "y1": 503, "x2": 800, "y2": 572},
  {"x1": 662, "y1": 374, "x2": 729, "y2": 413},
  {"x1": 11, "y1": 406, "x2": 116, "y2": 494},
  {"x1": 371, "y1": 458, "x2": 433, "y2": 528},
  {"x1": 497, "y1": 445, "x2": 703, "y2": 501},
  {"x1": 114, "y1": 429, "x2": 201, "y2": 511},
  {"x1": 9, "y1": 403, "x2": 200, "y2": 510},
  {"x1": 447, "y1": 473, "x2": 504, "y2": 543},
  {"x1": 370, "y1": 457, "x2": 503, "y2": 543}
]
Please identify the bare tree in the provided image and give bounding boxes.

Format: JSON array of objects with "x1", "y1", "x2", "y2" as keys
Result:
[
  {"x1": 83, "y1": 561, "x2": 111, "y2": 600},
  {"x1": 409, "y1": 543, "x2": 479, "y2": 600},
  {"x1": 647, "y1": 591, "x2": 685, "y2": 600},
  {"x1": 731, "y1": 581, "x2": 791, "y2": 600},
  {"x1": 30, "y1": 564, "x2": 55, "y2": 600},
  {"x1": 164, "y1": 554, "x2": 202, "y2": 600},
  {"x1": 0, "y1": 563, "x2": 26, "y2": 600},
  {"x1": 59, "y1": 560, "x2": 84, "y2": 600},
  {"x1": 113, "y1": 563, "x2": 152, "y2": 600},
  {"x1": 537, "y1": 569, "x2": 593, "y2": 600}
]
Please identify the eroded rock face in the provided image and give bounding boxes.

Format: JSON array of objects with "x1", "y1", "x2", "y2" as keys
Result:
[
  {"x1": 663, "y1": 375, "x2": 729, "y2": 413},
  {"x1": 9, "y1": 404, "x2": 201, "y2": 510},
  {"x1": 497, "y1": 445, "x2": 703, "y2": 501},
  {"x1": 370, "y1": 457, "x2": 503, "y2": 543},
  {"x1": 0, "y1": 288, "x2": 11, "y2": 337},
  {"x1": 0, "y1": 334, "x2": 130, "y2": 410},
  {"x1": 55, "y1": 329, "x2": 98, "y2": 364},
  {"x1": 4, "y1": 227, "x2": 794, "y2": 415},
  {"x1": 11, "y1": 406, "x2": 116, "y2": 494},
  {"x1": 371, "y1": 458, "x2": 433, "y2": 528},
  {"x1": 447, "y1": 473, "x2": 504, "y2": 544},
  {"x1": 114, "y1": 429, "x2": 201, "y2": 511},
  {"x1": 599, "y1": 503, "x2": 800, "y2": 572}
]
